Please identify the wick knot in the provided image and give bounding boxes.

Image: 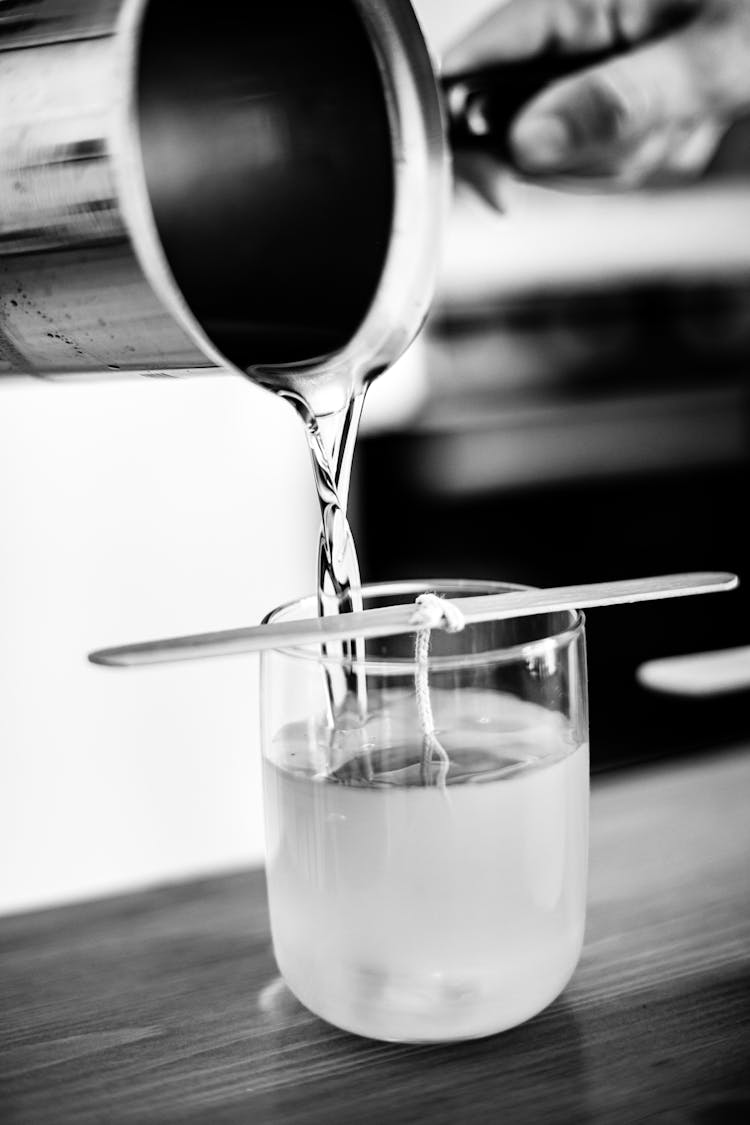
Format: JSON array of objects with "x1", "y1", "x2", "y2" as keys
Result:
[{"x1": 410, "y1": 592, "x2": 466, "y2": 634}]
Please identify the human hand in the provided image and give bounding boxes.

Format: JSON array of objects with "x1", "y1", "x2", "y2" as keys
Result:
[{"x1": 444, "y1": 0, "x2": 750, "y2": 200}]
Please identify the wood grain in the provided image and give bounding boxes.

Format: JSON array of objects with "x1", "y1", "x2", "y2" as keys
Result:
[{"x1": 1, "y1": 746, "x2": 749, "y2": 1124}]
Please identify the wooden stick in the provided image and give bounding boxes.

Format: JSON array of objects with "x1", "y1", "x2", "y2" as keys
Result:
[{"x1": 87, "y1": 572, "x2": 739, "y2": 668}]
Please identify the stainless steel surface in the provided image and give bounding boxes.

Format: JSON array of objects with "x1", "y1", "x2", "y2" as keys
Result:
[
  {"x1": 87, "y1": 572, "x2": 739, "y2": 666},
  {"x1": 0, "y1": 0, "x2": 447, "y2": 413}
]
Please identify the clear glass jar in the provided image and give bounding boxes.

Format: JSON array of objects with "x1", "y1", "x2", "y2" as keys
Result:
[{"x1": 260, "y1": 580, "x2": 589, "y2": 1043}]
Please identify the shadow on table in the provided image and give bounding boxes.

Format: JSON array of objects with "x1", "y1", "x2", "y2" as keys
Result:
[{"x1": 255, "y1": 975, "x2": 588, "y2": 1125}]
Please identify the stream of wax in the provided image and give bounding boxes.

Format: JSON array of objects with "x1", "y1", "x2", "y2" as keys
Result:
[{"x1": 293, "y1": 390, "x2": 368, "y2": 722}]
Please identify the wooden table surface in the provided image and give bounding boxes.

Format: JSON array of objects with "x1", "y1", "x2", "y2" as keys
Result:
[{"x1": 2, "y1": 746, "x2": 749, "y2": 1124}]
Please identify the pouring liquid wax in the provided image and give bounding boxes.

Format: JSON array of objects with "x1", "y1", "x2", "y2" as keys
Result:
[
  {"x1": 288, "y1": 388, "x2": 369, "y2": 723},
  {"x1": 248, "y1": 0, "x2": 587, "y2": 1043},
  {"x1": 262, "y1": 378, "x2": 590, "y2": 1043}
]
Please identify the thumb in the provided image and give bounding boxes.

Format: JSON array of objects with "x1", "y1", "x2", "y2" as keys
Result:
[{"x1": 509, "y1": 28, "x2": 723, "y2": 175}]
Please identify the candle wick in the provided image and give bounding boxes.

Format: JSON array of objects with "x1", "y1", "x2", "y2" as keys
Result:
[{"x1": 411, "y1": 594, "x2": 465, "y2": 787}]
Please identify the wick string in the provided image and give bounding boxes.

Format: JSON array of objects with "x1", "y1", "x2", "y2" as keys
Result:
[{"x1": 410, "y1": 594, "x2": 465, "y2": 787}]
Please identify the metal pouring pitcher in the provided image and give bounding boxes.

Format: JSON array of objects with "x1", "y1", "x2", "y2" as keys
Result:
[
  {"x1": 0, "y1": 0, "x2": 446, "y2": 414},
  {"x1": 0, "y1": 0, "x2": 595, "y2": 414}
]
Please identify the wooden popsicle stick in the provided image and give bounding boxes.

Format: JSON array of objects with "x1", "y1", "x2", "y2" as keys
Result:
[{"x1": 87, "y1": 572, "x2": 739, "y2": 668}]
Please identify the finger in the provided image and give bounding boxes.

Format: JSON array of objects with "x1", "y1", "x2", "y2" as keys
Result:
[
  {"x1": 457, "y1": 115, "x2": 724, "y2": 197},
  {"x1": 444, "y1": 0, "x2": 567, "y2": 71},
  {"x1": 663, "y1": 118, "x2": 727, "y2": 174},
  {"x1": 614, "y1": 0, "x2": 701, "y2": 41},
  {"x1": 443, "y1": 0, "x2": 700, "y2": 74},
  {"x1": 601, "y1": 119, "x2": 723, "y2": 184},
  {"x1": 515, "y1": 116, "x2": 726, "y2": 188},
  {"x1": 567, "y1": 126, "x2": 678, "y2": 184},
  {"x1": 508, "y1": 31, "x2": 710, "y2": 174}
]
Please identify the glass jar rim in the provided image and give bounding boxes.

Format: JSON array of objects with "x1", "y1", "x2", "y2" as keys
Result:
[{"x1": 262, "y1": 578, "x2": 586, "y2": 672}]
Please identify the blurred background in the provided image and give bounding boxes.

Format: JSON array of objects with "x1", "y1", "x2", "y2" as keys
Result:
[{"x1": 2, "y1": 0, "x2": 749, "y2": 915}]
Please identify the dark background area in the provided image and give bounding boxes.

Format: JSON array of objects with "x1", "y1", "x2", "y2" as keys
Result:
[{"x1": 352, "y1": 275, "x2": 750, "y2": 774}]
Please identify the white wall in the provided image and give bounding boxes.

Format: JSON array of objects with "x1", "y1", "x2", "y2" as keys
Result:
[
  {"x1": 0, "y1": 0, "x2": 500, "y2": 917},
  {"x1": 0, "y1": 375, "x2": 319, "y2": 914}
]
